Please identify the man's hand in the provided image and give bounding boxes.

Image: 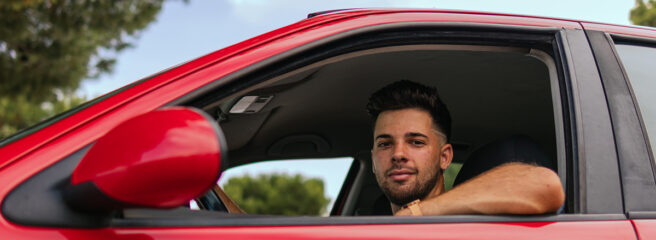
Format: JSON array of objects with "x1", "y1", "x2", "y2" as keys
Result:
[
  {"x1": 394, "y1": 208, "x2": 413, "y2": 216},
  {"x1": 395, "y1": 162, "x2": 564, "y2": 216}
]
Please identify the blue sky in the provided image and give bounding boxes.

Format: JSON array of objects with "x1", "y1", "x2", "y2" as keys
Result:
[
  {"x1": 77, "y1": 0, "x2": 637, "y2": 210},
  {"x1": 78, "y1": 0, "x2": 636, "y2": 97}
]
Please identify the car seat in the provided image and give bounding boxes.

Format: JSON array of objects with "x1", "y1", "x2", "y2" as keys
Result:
[{"x1": 453, "y1": 135, "x2": 554, "y2": 187}]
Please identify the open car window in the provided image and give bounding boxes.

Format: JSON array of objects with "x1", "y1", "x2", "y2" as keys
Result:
[
  {"x1": 191, "y1": 43, "x2": 565, "y2": 217},
  {"x1": 147, "y1": 26, "x2": 569, "y2": 220}
]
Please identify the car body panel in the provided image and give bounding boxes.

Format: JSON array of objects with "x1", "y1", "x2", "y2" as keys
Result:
[
  {"x1": 0, "y1": 8, "x2": 652, "y2": 239},
  {"x1": 0, "y1": 220, "x2": 636, "y2": 240},
  {"x1": 633, "y1": 220, "x2": 656, "y2": 240}
]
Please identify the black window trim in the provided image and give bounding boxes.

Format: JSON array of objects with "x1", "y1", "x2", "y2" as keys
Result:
[
  {"x1": 113, "y1": 213, "x2": 627, "y2": 227},
  {"x1": 588, "y1": 31, "x2": 656, "y2": 217},
  {"x1": 559, "y1": 28, "x2": 624, "y2": 214},
  {"x1": 609, "y1": 33, "x2": 656, "y2": 171}
]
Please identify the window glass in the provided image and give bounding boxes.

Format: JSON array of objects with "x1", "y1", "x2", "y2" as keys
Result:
[
  {"x1": 217, "y1": 157, "x2": 353, "y2": 216},
  {"x1": 615, "y1": 44, "x2": 656, "y2": 161}
]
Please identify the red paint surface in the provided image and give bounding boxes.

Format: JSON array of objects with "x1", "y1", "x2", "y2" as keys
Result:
[
  {"x1": 71, "y1": 108, "x2": 221, "y2": 207},
  {"x1": 582, "y1": 22, "x2": 656, "y2": 39},
  {"x1": 632, "y1": 219, "x2": 656, "y2": 240},
  {"x1": 0, "y1": 220, "x2": 638, "y2": 240}
]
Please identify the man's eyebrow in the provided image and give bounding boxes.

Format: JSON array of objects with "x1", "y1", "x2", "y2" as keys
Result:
[
  {"x1": 375, "y1": 134, "x2": 392, "y2": 140},
  {"x1": 406, "y1": 132, "x2": 428, "y2": 138}
]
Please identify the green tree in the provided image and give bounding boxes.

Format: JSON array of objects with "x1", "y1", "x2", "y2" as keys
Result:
[
  {"x1": 223, "y1": 173, "x2": 331, "y2": 216},
  {"x1": 0, "y1": 0, "x2": 175, "y2": 139},
  {"x1": 0, "y1": 0, "x2": 166, "y2": 99},
  {"x1": 0, "y1": 92, "x2": 86, "y2": 139},
  {"x1": 631, "y1": 0, "x2": 656, "y2": 26}
]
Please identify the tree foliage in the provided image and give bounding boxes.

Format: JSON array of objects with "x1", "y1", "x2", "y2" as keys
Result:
[
  {"x1": 0, "y1": 0, "x2": 171, "y2": 139},
  {"x1": 0, "y1": 0, "x2": 165, "y2": 100},
  {"x1": 0, "y1": 93, "x2": 86, "y2": 139},
  {"x1": 631, "y1": 0, "x2": 656, "y2": 27},
  {"x1": 223, "y1": 173, "x2": 330, "y2": 216}
]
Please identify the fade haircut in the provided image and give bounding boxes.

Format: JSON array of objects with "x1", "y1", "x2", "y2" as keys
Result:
[{"x1": 366, "y1": 80, "x2": 452, "y2": 142}]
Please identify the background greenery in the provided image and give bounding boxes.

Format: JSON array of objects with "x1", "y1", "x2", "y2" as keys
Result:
[
  {"x1": 223, "y1": 173, "x2": 330, "y2": 216},
  {"x1": 0, "y1": 0, "x2": 169, "y2": 139},
  {"x1": 631, "y1": 0, "x2": 656, "y2": 26}
]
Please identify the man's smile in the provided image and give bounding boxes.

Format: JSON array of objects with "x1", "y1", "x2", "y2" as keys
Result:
[{"x1": 387, "y1": 168, "x2": 417, "y2": 182}]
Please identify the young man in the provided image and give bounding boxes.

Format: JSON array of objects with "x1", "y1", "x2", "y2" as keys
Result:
[{"x1": 366, "y1": 80, "x2": 564, "y2": 216}]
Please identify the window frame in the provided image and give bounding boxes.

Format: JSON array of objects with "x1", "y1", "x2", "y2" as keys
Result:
[{"x1": 589, "y1": 31, "x2": 656, "y2": 217}]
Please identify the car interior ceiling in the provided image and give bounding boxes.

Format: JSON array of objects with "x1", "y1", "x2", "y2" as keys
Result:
[{"x1": 200, "y1": 44, "x2": 558, "y2": 215}]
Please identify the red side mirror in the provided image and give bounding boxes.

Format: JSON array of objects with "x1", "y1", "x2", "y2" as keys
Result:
[{"x1": 66, "y1": 107, "x2": 225, "y2": 211}]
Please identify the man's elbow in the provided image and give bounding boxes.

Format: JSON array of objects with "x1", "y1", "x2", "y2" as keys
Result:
[{"x1": 531, "y1": 166, "x2": 565, "y2": 214}]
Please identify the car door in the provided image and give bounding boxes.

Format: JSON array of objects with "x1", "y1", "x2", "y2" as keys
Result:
[
  {"x1": 583, "y1": 22, "x2": 656, "y2": 240},
  {"x1": 0, "y1": 10, "x2": 637, "y2": 239}
]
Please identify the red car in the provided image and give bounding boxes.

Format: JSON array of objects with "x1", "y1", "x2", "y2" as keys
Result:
[{"x1": 2, "y1": 9, "x2": 656, "y2": 239}]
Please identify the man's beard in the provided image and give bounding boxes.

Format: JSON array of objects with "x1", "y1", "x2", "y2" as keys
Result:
[{"x1": 377, "y1": 165, "x2": 442, "y2": 206}]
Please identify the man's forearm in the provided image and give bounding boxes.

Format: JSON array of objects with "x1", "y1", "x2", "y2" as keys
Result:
[{"x1": 395, "y1": 163, "x2": 564, "y2": 216}]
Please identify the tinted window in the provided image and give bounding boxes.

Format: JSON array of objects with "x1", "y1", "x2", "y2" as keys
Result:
[{"x1": 615, "y1": 44, "x2": 656, "y2": 161}]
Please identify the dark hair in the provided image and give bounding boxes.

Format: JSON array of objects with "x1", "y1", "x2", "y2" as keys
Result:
[{"x1": 366, "y1": 80, "x2": 452, "y2": 141}]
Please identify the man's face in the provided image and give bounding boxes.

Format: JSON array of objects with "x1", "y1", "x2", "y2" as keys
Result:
[{"x1": 372, "y1": 108, "x2": 452, "y2": 206}]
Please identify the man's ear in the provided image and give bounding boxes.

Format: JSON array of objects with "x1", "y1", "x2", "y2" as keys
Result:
[{"x1": 439, "y1": 143, "x2": 453, "y2": 170}]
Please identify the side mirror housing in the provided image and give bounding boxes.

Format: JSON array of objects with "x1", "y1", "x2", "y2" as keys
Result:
[{"x1": 65, "y1": 107, "x2": 226, "y2": 211}]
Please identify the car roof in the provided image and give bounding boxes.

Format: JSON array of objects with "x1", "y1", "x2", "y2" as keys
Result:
[{"x1": 308, "y1": 8, "x2": 656, "y2": 37}]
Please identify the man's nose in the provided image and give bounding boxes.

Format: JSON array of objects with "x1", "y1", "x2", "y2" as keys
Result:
[{"x1": 392, "y1": 142, "x2": 407, "y2": 162}]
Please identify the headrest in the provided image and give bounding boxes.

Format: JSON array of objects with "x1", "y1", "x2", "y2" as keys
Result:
[{"x1": 453, "y1": 135, "x2": 554, "y2": 187}]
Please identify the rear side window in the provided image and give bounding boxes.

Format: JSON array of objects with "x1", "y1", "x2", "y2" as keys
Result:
[{"x1": 615, "y1": 44, "x2": 656, "y2": 162}]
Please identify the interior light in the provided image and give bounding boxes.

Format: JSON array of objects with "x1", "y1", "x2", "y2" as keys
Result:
[{"x1": 229, "y1": 95, "x2": 273, "y2": 114}]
